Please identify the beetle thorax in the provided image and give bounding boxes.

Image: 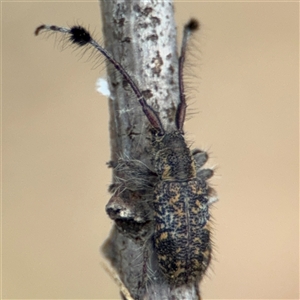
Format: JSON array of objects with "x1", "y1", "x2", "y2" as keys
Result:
[{"x1": 153, "y1": 131, "x2": 196, "y2": 181}]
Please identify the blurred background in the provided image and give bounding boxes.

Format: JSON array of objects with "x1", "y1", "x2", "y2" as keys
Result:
[{"x1": 2, "y1": 1, "x2": 299, "y2": 299}]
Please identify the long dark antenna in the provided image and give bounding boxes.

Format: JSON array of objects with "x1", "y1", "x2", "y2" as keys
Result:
[
  {"x1": 35, "y1": 24, "x2": 165, "y2": 135},
  {"x1": 176, "y1": 19, "x2": 200, "y2": 134}
]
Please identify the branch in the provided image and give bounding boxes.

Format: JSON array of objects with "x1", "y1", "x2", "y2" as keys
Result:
[{"x1": 100, "y1": 1, "x2": 201, "y2": 299}]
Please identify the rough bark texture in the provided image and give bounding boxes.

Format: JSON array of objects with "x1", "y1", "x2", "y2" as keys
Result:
[{"x1": 100, "y1": 1, "x2": 200, "y2": 299}]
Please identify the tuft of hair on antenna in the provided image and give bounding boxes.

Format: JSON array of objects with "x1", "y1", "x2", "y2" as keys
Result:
[
  {"x1": 35, "y1": 24, "x2": 92, "y2": 47},
  {"x1": 69, "y1": 26, "x2": 92, "y2": 46},
  {"x1": 185, "y1": 18, "x2": 200, "y2": 32}
]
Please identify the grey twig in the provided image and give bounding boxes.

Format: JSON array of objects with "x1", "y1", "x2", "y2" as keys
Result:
[{"x1": 100, "y1": 1, "x2": 202, "y2": 299}]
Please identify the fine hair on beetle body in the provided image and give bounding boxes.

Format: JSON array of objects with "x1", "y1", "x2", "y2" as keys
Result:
[{"x1": 35, "y1": 17, "x2": 217, "y2": 290}]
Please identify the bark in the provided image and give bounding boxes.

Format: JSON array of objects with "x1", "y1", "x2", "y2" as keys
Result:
[{"x1": 100, "y1": 1, "x2": 200, "y2": 299}]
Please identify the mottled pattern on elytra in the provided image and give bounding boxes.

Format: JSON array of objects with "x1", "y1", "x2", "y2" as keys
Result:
[
  {"x1": 151, "y1": 131, "x2": 212, "y2": 286},
  {"x1": 153, "y1": 177, "x2": 211, "y2": 286}
]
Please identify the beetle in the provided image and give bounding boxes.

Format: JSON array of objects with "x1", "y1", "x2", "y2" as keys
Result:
[{"x1": 35, "y1": 18, "x2": 217, "y2": 287}]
